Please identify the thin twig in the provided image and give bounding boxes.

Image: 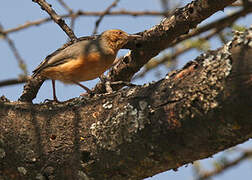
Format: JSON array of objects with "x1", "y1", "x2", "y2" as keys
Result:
[
  {"x1": 170, "y1": 6, "x2": 252, "y2": 46},
  {"x1": 2, "y1": 2, "x2": 245, "y2": 36},
  {"x1": 57, "y1": 0, "x2": 73, "y2": 13},
  {"x1": 69, "y1": 15, "x2": 77, "y2": 31},
  {"x1": 93, "y1": 0, "x2": 120, "y2": 34},
  {"x1": 160, "y1": 0, "x2": 169, "y2": 11},
  {"x1": 197, "y1": 150, "x2": 252, "y2": 180},
  {"x1": 66, "y1": 9, "x2": 170, "y2": 17},
  {"x1": 0, "y1": 77, "x2": 28, "y2": 87},
  {"x1": 2, "y1": 18, "x2": 53, "y2": 35},
  {"x1": 32, "y1": 0, "x2": 77, "y2": 41},
  {"x1": 1, "y1": 10, "x2": 170, "y2": 35},
  {"x1": 57, "y1": 0, "x2": 76, "y2": 37},
  {"x1": 0, "y1": 23, "x2": 28, "y2": 76}
]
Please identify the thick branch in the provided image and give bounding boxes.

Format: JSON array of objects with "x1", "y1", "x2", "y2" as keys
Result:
[{"x1": 1, "y1": 27, "x2": 252, "y2": 180}]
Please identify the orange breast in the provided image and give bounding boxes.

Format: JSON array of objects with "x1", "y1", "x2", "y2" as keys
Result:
[{"x1": 41, "y1": 52, "x2": 115, "y2": 83}]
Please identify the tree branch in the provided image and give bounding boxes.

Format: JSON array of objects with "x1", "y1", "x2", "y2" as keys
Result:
[
  {"x1": 3, "y1": 1, "x2": 247, "y2": 36},
  {"x1": 57, "y1": 0, "x2": 73, "y2": 13},
  {"x1": 1, "y1": 10, "x2": 170, "y2": 35},
  {"x1": 133, "y1": 3, "x2": 252, "y2": 80},
  {"x1": 0, "y1": 77, "x2": 28, "y2": 87},
  {"x1": 197, "y1": 150, "x2": 252, "y2": 180},
  {"x1": 171, "y1": 5, "x2": 252, "y2": 47},
  {"x1": 19, "y1": 0, "x2": 237, "y2": 102},
  {"x1": 0, "y1": 23, "x2": 28, "y2": 76},
  {"x1": 32, "y1": 0, "x2": 77, "y2": 41},
  {"x1": 1, "y1": 25, "x2": 252, "y2": 180},
  {"x1": 92, "y1": 0, "x2": 237, "y2": 93},
  {"x1": 92, "y1": 0, "x2": 120, "y2": 35},
  {"x1": 134, "y1": 27, "x2": 218, "y2": 79}
]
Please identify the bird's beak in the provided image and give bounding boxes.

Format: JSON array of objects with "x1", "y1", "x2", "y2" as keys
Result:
[{"x1": 128, "y1": 34, "x2": 142, "y2": 40}]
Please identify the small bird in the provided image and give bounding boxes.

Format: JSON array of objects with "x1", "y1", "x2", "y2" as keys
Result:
[{"x1": 32, "y1": 29, "x2": 140, "y2": 101}]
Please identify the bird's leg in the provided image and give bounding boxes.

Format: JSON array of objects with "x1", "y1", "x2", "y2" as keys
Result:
[
  {"x1": 73, "y1": 81, "x2": 92, "y2": 96},
  {"x1": 52, "y1": 80, "x2": 59, "y2": 102},
  {"x1": 44, "y1": 80, "x2": 59, "y2": 103},
  {"x1": 74, "y1": 82, "x2": 91, "y2": 93}
]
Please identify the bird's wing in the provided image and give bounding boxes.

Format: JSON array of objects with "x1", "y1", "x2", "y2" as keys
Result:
[{"x1": 32, "y1": 35, "x2": 98, "y2": 77}]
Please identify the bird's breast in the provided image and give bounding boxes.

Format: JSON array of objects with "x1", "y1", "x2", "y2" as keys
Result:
[{"x1": 41, "y1": 52, "x2": 116, "y2": 83}]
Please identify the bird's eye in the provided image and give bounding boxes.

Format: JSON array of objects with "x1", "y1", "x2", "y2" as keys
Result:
[{"x1": 117, "y1": 31, "x2": 122, "y2": 35}]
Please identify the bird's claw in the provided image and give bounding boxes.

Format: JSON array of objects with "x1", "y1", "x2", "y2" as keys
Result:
[{"x1": 43, "y1": 98, "x2": 61, "y2": 103}]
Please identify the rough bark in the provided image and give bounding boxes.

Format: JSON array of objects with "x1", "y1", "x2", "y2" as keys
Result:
[{"x1": 1, "y1": 27, "x2": 252, "y2": 180}]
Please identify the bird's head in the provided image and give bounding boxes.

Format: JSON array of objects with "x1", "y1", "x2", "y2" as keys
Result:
[{"x1": 100, "y1": 29, "x2": 141, "y2": 52}]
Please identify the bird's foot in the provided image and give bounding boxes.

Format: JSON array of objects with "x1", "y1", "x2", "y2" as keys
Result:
[
  {"x1": 80, "y1": 90, "x2": 94, "y2": 97},
  {"x1": 43, "y1": 98, "x2": 61, "y2": 103}
]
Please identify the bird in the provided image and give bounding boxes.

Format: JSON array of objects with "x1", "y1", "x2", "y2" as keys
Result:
[{"x1": 32, "y1": 29, "x2": 141, "y2": 102}]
